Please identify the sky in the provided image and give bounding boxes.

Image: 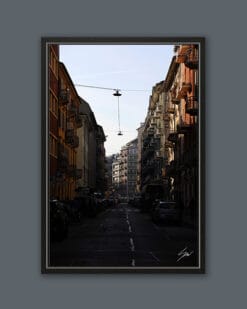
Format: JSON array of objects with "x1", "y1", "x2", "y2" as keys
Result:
[{"x1": 60, "y1": 44, "x2": 174, "y2": 156}]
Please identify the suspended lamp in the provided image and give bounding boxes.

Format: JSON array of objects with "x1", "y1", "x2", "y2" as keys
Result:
[{"x1": 113, "y1": 89, "x2": 123, "y2": 136}]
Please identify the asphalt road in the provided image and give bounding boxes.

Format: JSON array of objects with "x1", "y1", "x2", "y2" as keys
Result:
[{"x1": 50, "y1": 203, "x2": 198, "y2": 268}]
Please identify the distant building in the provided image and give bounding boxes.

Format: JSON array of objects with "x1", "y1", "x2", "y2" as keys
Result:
[
  {"x1": 141, "y1": 81, "x2": 166, "y2": 194},
  {"x1": 115, "y1": 139, "x2": 138, "y2": 199},
  {"x1": 112, "y1": 154, "x2": 121, "y2": 188},
  {"x1": 77, "y1": 97, "x2": 106, "y2": 195},
  {"x1": 96, "y1": 125, "x2": 106, "y2": 193},
  {"x1": 126, "y1": 139, "x2": 138, "y2": 198},
  {"x1": 105, "y1": 154, "x2": 115, "y2": 190},
  {"x1": 136, "y1": 123, "x2": 145, "y2": 193}
]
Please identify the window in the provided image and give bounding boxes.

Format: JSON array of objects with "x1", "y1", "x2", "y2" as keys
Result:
[
  {"x1": 49, "y1": 134, "x2": 57, "y2": 158},
  {"x1": 49, "y1": 90, "x2": 58, "y2": 117},
  {"x1": 49, "y1": 48, "x2": 58, "y2": 78}
]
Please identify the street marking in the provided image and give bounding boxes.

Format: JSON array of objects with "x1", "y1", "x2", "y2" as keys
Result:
[
  {"x1": 128, "y1": 225, "x2": 132, "y2": 233},
  {"x1": 130, "y1": 238, "x2": 135, "y2": 251},
  {"x1": 131, "y1": 259, "x2": 135, "y2": 267},
  {"x1": 126, "y1": 219, "x2": 130, "y2": 226},
  {"x1": 149, "y1": 251, "x2": 160, "y2": 263}
]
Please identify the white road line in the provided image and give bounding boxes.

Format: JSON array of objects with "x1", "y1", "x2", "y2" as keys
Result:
[
  {"x1": 130, "y1": 237, "x2": 135, "y2": 251},
  {"x1": 149, "y1": 251, "x2": 160, "y2": 263},
  {"x1": 126, "y1": 219, "x2": 130, "y2": 226},
  {"x1": 131, "y1": 259, "x2": 135, "y2": 267},
  {"x1": 128, "y1": 225, "x2": 132, "y2": 233}
]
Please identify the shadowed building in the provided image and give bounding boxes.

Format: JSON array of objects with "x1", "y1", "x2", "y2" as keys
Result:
[{"x1": 48, "y1": 44, "x2": 59, "y2": 199}]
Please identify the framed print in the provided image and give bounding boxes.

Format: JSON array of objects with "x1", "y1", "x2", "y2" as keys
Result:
[{"x1": 41, "y1": 37, "x2": 205, "y2": 273}]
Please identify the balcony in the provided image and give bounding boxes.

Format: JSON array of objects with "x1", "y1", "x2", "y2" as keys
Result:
[
  {"x1": 153, "y1": 111, "x2": 160, "y2": 118},
  {"x1": 67, "y1": 165, "x2": 76, "y2": 177},
  {"x1": 167, "y1": 107, "x2": 175, "y2": 114},
  {"x1": 75, "y1": 169, "x2": 82, "y2": 179},
  {"x1": 67, "y1": 103, "x2": 77, "y2": 117},
  {"x1": 182, "y1": 150, "x2": 197, "y2": 167},
  {"x1": 75, "y1": 115, "x2": 83, "y2": 128},
  {"x1": 58, "y1": 155, "x2": 69, "y2": 170},
  {"x1": 65, "y1": 129, "x2": 74, "y2": 138},
  {"x1": 157, "y1": 104, "x2": 162, "y2": 111},
  {"x1": 65, "y1": 134, "x2": 79, "y2": 148},
  {"x1": 186, "y1": 96, "x2": 198, "y2": 116},
  {"x1": 177, "y1": 122, "x2": 192, "y2": 134},
  {"x1": 178, "y1": 82, "x2": 192, "y2": 99},
  {"x1": 147, "y1": 128, "x2": 155, "y2": 136},
  {"x1": 142, "y1": 148, "x2": 154, "y2": 162},
  {"x1": 155, "y1": 128, "x2": 162, "y2": 137},
  {"x1": 59, "y1": 89, "x2": 70, "y2": 105},
  {"x1": 168, "y1": 130, "x2": 178, "y2": 143},
  {"x1": 150, "y1": 119, "x2": 157, "y2": 126},
  {"x1": 176, "y1": 54, "x2": 187, "y2": 63},
  {"x1": 165, "y1": 141, "x2": 174, "y2": 149},
  {"x1": 185, "y1": 54, "x2": 198, "y2": 70},
  {"x1": 163, "y1": 114, "x2": 170, "y2": 122},
  {"x1": 165, "y1": 160, "x2": 177, "y2": 177},
  {"x1": 176, "y1": 45, "x2": 191, "y2": 63},
  {"x1": 171, "y1": 98, "x2": 180, "y2": 105},
  {"x1": 57, "y1": 143, "x2": 69, "y2": 167},
  {"x1": 156, "y1": 151, "x2": 162, "y2": 158}
]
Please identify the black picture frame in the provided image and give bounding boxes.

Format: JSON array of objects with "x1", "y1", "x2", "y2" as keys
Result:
[{"x1": 41, "y1": 37, "x2": 205, "y2": 274}]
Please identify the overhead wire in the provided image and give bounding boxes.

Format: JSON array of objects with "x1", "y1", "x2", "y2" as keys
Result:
[{"x1": 74, "y1": 83, "x2": 150, "y2": 92}]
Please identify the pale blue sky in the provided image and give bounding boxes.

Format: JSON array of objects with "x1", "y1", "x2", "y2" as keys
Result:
[{"x1": 60, "y1": 45, "x2": 174, "y2": 155}]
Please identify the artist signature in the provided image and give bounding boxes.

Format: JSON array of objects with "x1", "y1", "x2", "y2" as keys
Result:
[{"x1": 177, "y1": 247, "x2": 194, "y2": 262}]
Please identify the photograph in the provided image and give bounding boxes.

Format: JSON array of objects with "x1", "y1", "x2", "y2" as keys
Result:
[{"x1": 41, "y1": 37, "x2": 205, "y2": 273}]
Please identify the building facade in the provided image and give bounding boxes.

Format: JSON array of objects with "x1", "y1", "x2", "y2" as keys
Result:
[
  {"x1": 48, "y1": 46, "x2": 106, "y2": 202},
  {"x1": 139, "y1": 44, "x2": 199, "y2": 225},
  {"x1": 49, "y1": 44, "x2": 59, "y2": 199},
  {"x1": 96, "y1": 125, "x2": 106, "y2": 194},
  {"x1": 113, "y1": 139, "x2": 138, "y2": 199}
]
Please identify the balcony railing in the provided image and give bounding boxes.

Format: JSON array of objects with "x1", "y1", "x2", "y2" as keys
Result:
[
  {"x1": 186, "y1": 96, "x2": 198, "y2": 115},
  {"x1": 153, "y1": 111, "x2": 160, "y2": 118},
  {"x1": 185, "y1": 54, "x2": 199, "y2": 70},
  {"x1": 168, "y1": 130, "x2": 178, "y2": 143},
  {"x1": 75, "y1": 115, "x2": 83, "y2": 128},
  {"x1": 67, "y1": 103, "x2": 77, "y2": 117},
  {"x1": 176, "y1": 54, "x2": 187, "y2": 63},
  {"x1": 75, "y1": 169, "x2": 82, "y2": 179},
  {"x1": 177, "y1": 122, "x2": 193, "y2": 134},
  {"x1": 165, "y1": 141, "x2": 174, "y2": 149},
  {"x1": 67, "y1": 165, "x2": 76, "y2": 177},
  {"x1": 179, "y1": 82, "x2": 192, "y2": 98},
  {"x1": 165, "y1": 160, "x2": 177, "y2": 177},
  {"x1": 176, "y1": 45, "x2": 191, "y2": 63},
  {"x1": 59, "y1": 89, "x2": 70, "y2": 105},
  {"x1": 167, "y1": 107, "x2": 175, "y2": 114},
  {"x1": 65, "y1": 134, "x2": 79, "y2": 148},
  {"x1": 171, "y1": 98, "x2": 180, "y2": 105},
  {"x1": 163, "y1": 114, "x2": 170, "y2": 122},
  {"x1": 182, "y1": 150, "x2": 197, "y2": 167},
  {"x1": 155, "y1": 128, "x2": 162, "y2": 136}
]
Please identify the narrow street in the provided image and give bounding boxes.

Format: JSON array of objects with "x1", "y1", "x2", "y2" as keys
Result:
[{"x1": 50, "y1": 203, "x2": 198, "y2": 267}]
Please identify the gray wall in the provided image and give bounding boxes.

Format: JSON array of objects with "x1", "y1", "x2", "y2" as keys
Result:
[{"x1": 0, "y1": 0, "x2": 246, "y2": 308}]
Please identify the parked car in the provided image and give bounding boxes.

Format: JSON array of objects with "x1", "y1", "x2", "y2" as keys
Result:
[
  {"x1": 133, "y1": 195, "x2": 141, "y2": 208},
  {"x1": 151, "y1": 201, "x2": 179, "y2": 225},
  {"x1": 50, "y1": 200, "x2": 69, "y2": 241}
]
